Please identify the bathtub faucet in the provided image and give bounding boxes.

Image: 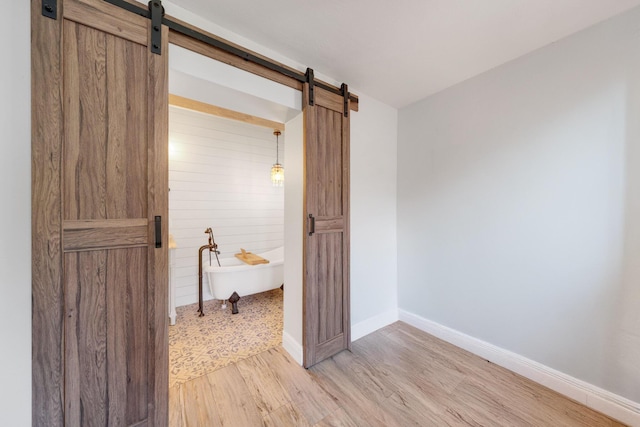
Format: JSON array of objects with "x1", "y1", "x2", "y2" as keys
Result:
[
  {"x1": 204, "y1": 228, "x2": 220, "y2": 254},
  {"x1": 197, "y1": 228, "x2": 221, "y2": 317},
  {"x1": 204, "y1": 227, "x2": 214, "y2": 249}
]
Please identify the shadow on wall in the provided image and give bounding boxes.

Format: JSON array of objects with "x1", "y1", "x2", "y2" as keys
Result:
[{"x1": 606, "y1": 63, "x2": 640, "y2": 401}]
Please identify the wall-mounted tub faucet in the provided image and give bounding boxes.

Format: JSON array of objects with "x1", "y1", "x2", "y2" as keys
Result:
[{"x1": 204, "y1": 228, "x2": 221, "y2": 255}]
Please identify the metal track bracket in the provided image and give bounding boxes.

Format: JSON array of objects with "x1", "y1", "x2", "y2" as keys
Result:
[
  {"x1": 306, "y1": 68, "x2": 315, "y2": 106},
  {"x1": 149, "y1": 0, "x2": 164, "y2": 55},
  {"x1": 341, "y1": 83, "x2": 349, "y2": 117},
  {"x1": 42, "y1": 0, "x2": 57, "y2": 19}
]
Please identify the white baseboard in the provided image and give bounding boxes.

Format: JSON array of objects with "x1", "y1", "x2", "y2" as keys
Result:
[
  {"x1": 398, "y1": 309, "x2": 640, "y2": 427},
  {"x1": 351, "y1": 308, "x2": 399, "y2": 341},
  {"x1": 282, "y1": 330, "x2": 303, "y2": 366},
  {"x1": 281, "y1": 309, "x2": 398, "y2": 366}
]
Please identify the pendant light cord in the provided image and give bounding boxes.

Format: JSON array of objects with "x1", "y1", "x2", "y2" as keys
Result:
[{"x1": 274, "y1": 130, "x2": 281, "y2": 164}]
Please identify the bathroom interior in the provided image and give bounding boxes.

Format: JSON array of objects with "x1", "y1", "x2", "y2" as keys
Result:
[{"x1": 166, "y1": 44, "x2": 303, "y2": 388}]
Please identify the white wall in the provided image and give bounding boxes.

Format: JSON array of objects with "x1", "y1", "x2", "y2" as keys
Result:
[
  {"x1": 0, "y1": 1, "x2": 31, "y2": 425},
  {"x1": 398, "y1": 7, "x2": 640, "y2": 404},
  {"x1": 350, "y1": 94, "x2": 399, "y2": 338},
  {"x1": 169, "y1": 106, "x2": 284, "y2": 307},
  {"x1": 283, "y1": 112, "x2": 304, "y2": 362}
]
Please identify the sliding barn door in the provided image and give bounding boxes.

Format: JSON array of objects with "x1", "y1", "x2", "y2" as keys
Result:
[
  {"x1": 303, "y1": 84, "x2": 351, "y2": 367},
  {"x1": 32, "y1": 0, "x2": 169, "y2": 425}
]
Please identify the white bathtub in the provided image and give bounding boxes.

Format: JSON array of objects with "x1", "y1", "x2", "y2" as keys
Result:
[{"x1": 204, "y1": 247, "x2": 284, "y2": 302}]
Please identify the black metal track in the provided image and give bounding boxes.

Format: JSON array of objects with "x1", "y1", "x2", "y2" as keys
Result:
[
  {"x1": 103, "y1": 0, "x2": 357, "y2": 103},
  {"x1": 165, "y1": 17, "x2": 305, "y2": 84},
  {"x1": 105, "y1": 0, "x2": 149, "y2": 18}
]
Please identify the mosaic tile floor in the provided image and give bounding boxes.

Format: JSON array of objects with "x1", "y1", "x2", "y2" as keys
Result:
[{"x1": 169, "y1": 288, "x2": 283, "y2": 388}]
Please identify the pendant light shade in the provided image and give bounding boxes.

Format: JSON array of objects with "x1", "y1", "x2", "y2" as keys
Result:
[{"x1": 271, "y1": 130, "x2": 284, "y2": 187}]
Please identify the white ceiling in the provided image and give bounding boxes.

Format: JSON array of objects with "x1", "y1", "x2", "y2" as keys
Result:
[{"x1": 168, "y1": 0, "x2": 640, "y2": 108}]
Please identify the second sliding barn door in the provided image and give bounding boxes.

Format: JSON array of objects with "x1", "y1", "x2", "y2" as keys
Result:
[{"x1": 303, "y1": 83, "x2": 351, "y2": 367}]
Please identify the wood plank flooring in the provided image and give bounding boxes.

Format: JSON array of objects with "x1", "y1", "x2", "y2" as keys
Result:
[{"x1": 169, "y1": 321, "x2": 627, "y2": 426}]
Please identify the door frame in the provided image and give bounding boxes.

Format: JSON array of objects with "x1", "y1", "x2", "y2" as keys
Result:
[{"x1": 164, "y1": 18, "x2": 356, "y2": 367}]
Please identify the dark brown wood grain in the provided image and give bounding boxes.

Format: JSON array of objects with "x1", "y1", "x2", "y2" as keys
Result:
[
  {"x1": 315, "y1": 89, "x2": 345, "y2": 115},
  {"x1": 62, "y1": 14, "x2": 154, "y2": 425},
  {"x1": 31, "y1": 0, "x2": 64, "y2": 424},
  {"x1": 313, "y1": 216, "x2": 344, "y2": 233},
  {"x1": 64, "y1": 250, "x2": 109, "y2": 425},
  {"x1": 65, "y1": 0, "x2": 147, "y2": 45},
  {"x1": 107, "y1": 248, "x2": 131, "y2": 424},
  {"x1": 303, "y1": 84, "x2": 351, "y2": 367},
  {"x1": 33, "y1": 0, "x2": 169, "y2": 425},
  {"x1": 148, "y1": 23, "x2": 170, "y2": 427},
  {"x1": 63, "y1": 219, "x2": 148, "y2": 251}
]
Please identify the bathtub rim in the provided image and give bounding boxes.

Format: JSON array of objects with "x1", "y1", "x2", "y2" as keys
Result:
[{"x1": 203, "y1": 246, "x2": 284, "y2": 274}]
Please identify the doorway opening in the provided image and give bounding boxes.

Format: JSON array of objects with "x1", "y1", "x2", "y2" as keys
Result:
[
  {"x1": 166, "y1": 44, "x2": 304, "y2": 390},
  {"x1": 31, "y1": 1, "x2": 354, "y2": 422}
]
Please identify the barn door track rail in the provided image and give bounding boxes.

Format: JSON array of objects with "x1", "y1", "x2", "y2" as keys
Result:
[{"x1": 40, "y1": 0, "x2": 356, "y2": 105}]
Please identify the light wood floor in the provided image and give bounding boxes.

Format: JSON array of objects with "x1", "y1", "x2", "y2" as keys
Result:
[{"x1": 169, "y1": 321, "x2": 626, "y2": 426}]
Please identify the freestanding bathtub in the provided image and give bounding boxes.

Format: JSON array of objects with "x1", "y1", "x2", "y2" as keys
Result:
[{"x1": 204, "y1": 247, "x2": 284, "y2": 313}]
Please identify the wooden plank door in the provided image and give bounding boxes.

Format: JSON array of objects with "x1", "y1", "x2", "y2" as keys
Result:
[
  {"x1": 303, "y1": 84, "x2": 351, "y2": 367},
  {"x1": 32, "y1": 0, "x2": 169, "y2": 425}
]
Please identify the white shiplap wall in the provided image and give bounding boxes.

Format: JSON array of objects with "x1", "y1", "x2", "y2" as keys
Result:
[{"x1": 169, "y1": 106, "x2": 284, "y2": 307}]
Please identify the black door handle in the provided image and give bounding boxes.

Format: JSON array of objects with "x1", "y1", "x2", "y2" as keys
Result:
[
  {"x1": 308, "y1": 214, "x2": 315, "y2": 236},
  {"x1": 154, "y1": 216, "x2": 162, "y2": 248}
]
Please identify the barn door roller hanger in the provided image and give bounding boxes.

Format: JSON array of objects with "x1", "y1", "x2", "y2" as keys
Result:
[
  {"x1": 149, "y1": 0, "x2": 165, "y2": 54},
  {"x1": 41, "y1": 0, "x2": 56, "y2": 19},
  {"x1": 41, "y1": 0, "x2": 165, "y2": 55}
]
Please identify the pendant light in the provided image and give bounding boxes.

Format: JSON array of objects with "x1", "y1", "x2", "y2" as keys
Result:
[{"x1": 271, "y1": 130, "x2": 284, "y2": 187}]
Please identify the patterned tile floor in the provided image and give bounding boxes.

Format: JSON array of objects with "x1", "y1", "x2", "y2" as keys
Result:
[{"x1": 169, "y1": 288, "x2": 283, "y2": 388}]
